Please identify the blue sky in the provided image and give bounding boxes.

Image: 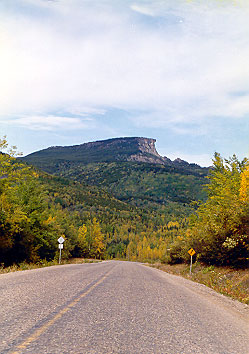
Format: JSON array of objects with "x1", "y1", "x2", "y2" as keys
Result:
[{"x1": 0, "y1": 0, "x2": 248, "y2": 166}]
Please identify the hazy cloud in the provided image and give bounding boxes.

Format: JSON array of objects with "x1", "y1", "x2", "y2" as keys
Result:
[{"x1": 1, "y1": 115, "x2": 94, "y2": 131}]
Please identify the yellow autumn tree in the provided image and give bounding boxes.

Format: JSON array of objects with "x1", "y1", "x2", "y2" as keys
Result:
[
  {"x1": 240, "y1": 165, "x2": 249, "y2": 202},
  {"x1": 90, "y1": 218, "x2": 105, "y2": 259},
  {"x1": 0, "y1": 136, "x2": 32, "y2": 192},
  {"x1": 77, "y1": 224, "x2": 88, "y2": 256}
]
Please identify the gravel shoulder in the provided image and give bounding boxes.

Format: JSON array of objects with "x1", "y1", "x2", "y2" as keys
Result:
[{"x1": 143, "y1": 263, "x2": 249, "y2": 324}]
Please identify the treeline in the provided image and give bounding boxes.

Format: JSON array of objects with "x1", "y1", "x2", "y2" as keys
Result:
[{"x1": 0, "y1": 137, "x2": 248, "y2": 267}]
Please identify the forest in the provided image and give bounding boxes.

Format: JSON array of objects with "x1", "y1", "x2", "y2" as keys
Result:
[{"x1": 0, "y1": 136, "x2": 248, "y2": 267}]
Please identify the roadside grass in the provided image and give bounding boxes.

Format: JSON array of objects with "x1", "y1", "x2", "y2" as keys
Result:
[
  {"x1": 149, "y1": 262, "x2": 249, "y2": 305},
  {"x1": 0, "y1": 258, "x2": 102, "y2": 274}
]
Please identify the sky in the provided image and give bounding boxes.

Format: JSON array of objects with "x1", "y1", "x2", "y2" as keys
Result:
[{"x1": 0, "y1": 0, "x2": 249, "y2": 166}]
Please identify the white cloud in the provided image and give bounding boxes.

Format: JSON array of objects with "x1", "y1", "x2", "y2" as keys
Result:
[
  {"x1": 130, "y1": 4, "x2": 155, "y2": 17},
  {"x1": 0, "y1": 0, "x2": 249, "y2": 131},
  {"x1": 1, "y1": 115, "x2": 94, "y2": 131}
]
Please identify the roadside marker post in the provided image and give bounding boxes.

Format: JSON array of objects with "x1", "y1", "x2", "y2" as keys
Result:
[
  {"x1": 188, "y1": 248, "x2": 196, "y2": 275},
  {"x1": 58, "y1": 236, "x2": 65, "y2": 264}
]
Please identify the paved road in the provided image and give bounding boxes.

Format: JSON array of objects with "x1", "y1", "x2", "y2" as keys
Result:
[{"x1": 0, "y1": 261, "x2": 248, "y2": 354}]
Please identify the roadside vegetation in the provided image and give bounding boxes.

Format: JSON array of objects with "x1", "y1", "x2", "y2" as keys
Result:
[
  {"x1": 0, "y1": 258, "x2": 101, "y2": 274},
  {"x1": 149, "y1": 262, "x2": 249, "y2": 304},
  {"x1": 167, "y1": 153, "x2": 249, "y2": 267}
]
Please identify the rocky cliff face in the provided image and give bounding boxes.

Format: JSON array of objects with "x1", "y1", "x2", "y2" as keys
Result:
[
  {"x1": 76, "y1": 137, "x2": 170, "y2": 165},
  {"x1": 124, "y1": 138, "x2": 171, "y2": 165},
  {"x1": 116, "y1": 137, "x2": 164, "y2": 164},
  {"x1": 80, "y1": 137, "x2": 159, "y2": 155},
  {"x1": 136, "y1": 138, "x2": 159, "y2": 156},
  {"x1": 80, "y1": 137, "x2": 168, "y2": 164}
]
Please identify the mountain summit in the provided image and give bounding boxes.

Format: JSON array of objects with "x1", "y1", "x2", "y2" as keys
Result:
[
  {"x1": 22, "y1": 137, "x2": 205, "y2": 177},
  {"x1": 23, "y1": 137, "x2": 203, "y2": 173},
  {"x1": 23, "y1": 137, "x2": 167, "y2": 165}
]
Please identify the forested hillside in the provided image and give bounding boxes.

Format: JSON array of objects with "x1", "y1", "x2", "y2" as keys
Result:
[
  {"x1": 49, "y1": 161, "x2": 207, "y2": 215},
  {"x1": 1, "y1": 136, "x2": 248, "y2": 267}
]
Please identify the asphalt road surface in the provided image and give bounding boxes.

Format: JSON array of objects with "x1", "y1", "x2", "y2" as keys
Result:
[{"x1": 0, "y1": 261, "x2": 248, "y2": 354}]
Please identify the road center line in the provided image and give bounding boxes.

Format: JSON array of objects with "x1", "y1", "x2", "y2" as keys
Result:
[{"x1": 11, "y1": 267, "x2": 114, "y2": 354}]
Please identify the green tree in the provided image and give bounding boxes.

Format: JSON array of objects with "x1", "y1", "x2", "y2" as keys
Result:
[{"x1": 187, "y1": 153, "x2": 249, "y2": 266}]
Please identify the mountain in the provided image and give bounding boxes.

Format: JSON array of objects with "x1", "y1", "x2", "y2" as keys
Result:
[
  {"x1": 22, "y1": 137, "x2": 209, "y2": 217},
  {"x1": 23, "y1": 137, "x2": 206, "y2": 172}
]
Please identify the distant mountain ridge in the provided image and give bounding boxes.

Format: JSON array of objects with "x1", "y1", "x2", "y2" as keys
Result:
[{"x1": 23, "y1": 137, "x2": 203, "y2": 169}]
